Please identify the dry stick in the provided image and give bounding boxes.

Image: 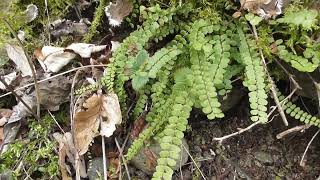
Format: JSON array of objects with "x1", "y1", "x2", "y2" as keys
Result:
[
  {"x1": 44, "y1": 0, "x2": 51, "y2": 44},
  {"x1": 213, "y1": 106, "x2": 277, "y2": 143},
  {"x1": 47, "y1": 110, "x2": 66, "y2": 134},
  {"x1": 276, "y1": 124, "x2": 311, "y2": 139},
  {"x1": 101, "y1": 135, "x2": 108, "y2": 180},
  {"x1": 3, "y1": 19, "x2": 41, "y2": 117},
  {"x1": 0, "y1": 64, "x2": 107, "y2": 99},
  {"x1": 115, "y1": 138, "x2": 131, "y2": 180},
  {"x1": 252, "y1": 25, "x2": 288, "y2": 126},
  {"x1": 0, "y1": 76, "x2": 41, "y2": 122},
  {"x1": 181, "y1": 143, "x2": 206, "y2": 180},
  {"x1": 300, "y1": 129, "x2": 320, "y2": 166}
]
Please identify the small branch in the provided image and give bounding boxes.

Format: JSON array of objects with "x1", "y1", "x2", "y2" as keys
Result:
[
  {"x1": 181, "y1": 143, "x2": 207, "y2": 180},
  {"x1": 3, "y1": 19, "x2": 41, "y2": 117},
  {"x1": 300, "y1": 129, "x2": 320, "y2": 166},
  {"x1": 0, "y1": 76, "x2": 41, "y2": 122},
  {"x1": 213, "y1": 106, "x2": 277, "y2": 143},
  {"x1": 115, "y1": 137, "x2": 131, "y2": 180},
  {"x1": 102, "y1": 135, "x2": 108, "y2": 180},
  {"x1": 213, "y1": 121, "x2": 261, "y2": 143},
  {"x1": 276, "y1": 124, "x2": 311, "y2": 139},
  {"x1": 252, "y1": 25, "x2": 288, "y2": 126},
  {"x1": 47, "y1": 110, "x2": 66, "y2": 134}
]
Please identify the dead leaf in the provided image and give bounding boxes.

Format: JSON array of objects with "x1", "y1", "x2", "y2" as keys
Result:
[
  {"x1": 39, "y1": 46, "x2": 76, "y2": 73},
  {"x1": 144, "y1": 148, "x2": 157, "y2": 170},
  {"x1": 66, "y1": 43, "x2": 106, "y2": 58},
  {"x1": 5, "y1": 44, "x2": 33, "y2": 77},
  {"x1": 74, "y1": 92, "x2": 122, "y2": 154},
  {"x1": 0, "y1": 109, "x2": 13, "y2": 126},
  {"x1": 0, "y1": 72, "x2": 17, "y2": 90},
  {"x1": 53, "y1": 132, "x2": 87, "y2": 179},
  {"x1": 232, "y1": 11, "x2": 242, "y2": 18},
  {"x1": 0, "y1": 127, "x2": 3, "y2": 145},
  {"x1": 74, "y1": 93, "x2": 102, "y2": 155},
  {"x1": 37, "y1": 43, "x2": 106, "y2": 73},
  {"x1": 100, "y1": 93, "x2": 122, "y2": 137},
  {"x1": 2, "y1": 76, "x2": 71, "y2": 153},
  {"x1": 105, "y1": 0, "x2": 133, "y2": 27},
  {"x1": 130, "y1": 114, "x2": 146, "y2": 139},
  {"x1": 108, "y1": 158, "x2": 120, "y2": 178},
  {"x1": 24, "y1": 4, "x2": 38, "y2": 23},
  {"x1": 50, "y1": 19, "x2": 88, "y2": 38}
]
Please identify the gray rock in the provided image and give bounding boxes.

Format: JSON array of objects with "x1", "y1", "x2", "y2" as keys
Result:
[
  {"x1": 87, "y1": 157, "x2": 105, "y2": 180},
  {"x1": 130, "y1": 138, "x2": 189, "y2": 175},
  {"x1": 254, "y1": 151, "x2": 273, "y2": 164}
]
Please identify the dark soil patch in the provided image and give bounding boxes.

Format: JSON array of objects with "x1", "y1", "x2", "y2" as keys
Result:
[{"x1": 174, "y1": 106, "x2": 320, "y2": 180}]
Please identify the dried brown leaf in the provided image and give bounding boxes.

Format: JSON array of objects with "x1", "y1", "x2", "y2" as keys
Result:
[
  {"x1": 74, "y1": 94, "x2": 102, "y2": 155},
  {"x1": 130, "y1": 114, "x2": 146, "y2": 139},
  {"x1": 100, "y1": 93, "x2": 122, "y2": 137},
  {"x1": 144, "y1": 148, "x2": 157, "y2": 170},
  {"x1": 105, "y1": 0, "x2": 133, "y2": 26}
]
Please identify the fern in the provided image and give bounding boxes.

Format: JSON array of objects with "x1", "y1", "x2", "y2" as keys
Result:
[{"x1": 238, "y1": 25, "x2": 268, "y2": 123}]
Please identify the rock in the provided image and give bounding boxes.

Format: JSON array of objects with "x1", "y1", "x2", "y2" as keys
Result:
[
  {"x1": 130, "y1": 138, "x2": 189, "y2": 175},
  {"x1": 254, "y1": 151, "x2": 273, "y2": 164},
  {"x1": 219, "y1": 87, "x2": 246, "y2": 112},
  {"x1": 87, "y1": 157, "x2": 105, "y2": 180}
]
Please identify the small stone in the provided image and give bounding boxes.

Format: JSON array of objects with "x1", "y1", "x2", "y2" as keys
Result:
[
  {"x1": 130, "y1": 138, "x2": 189, "y2": 175},
  {"x1": 87, "y1": 157, "x2": 106, "y2": 180},
  {"x1": 254, "y1": 151, "x2": 273, "y2": 164}
]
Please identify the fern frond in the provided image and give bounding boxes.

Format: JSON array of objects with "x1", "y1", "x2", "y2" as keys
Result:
[{"x1": 238, "y1": 25, "x2": 268, "y2": 123}]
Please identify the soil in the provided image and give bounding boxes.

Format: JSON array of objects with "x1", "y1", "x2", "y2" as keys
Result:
[
  {"x1": 128, "y1": 99, "x2": 320, "y2": 180},
  {"x1": 174, "y1": 104, "x2": 320, "y2": 179}
]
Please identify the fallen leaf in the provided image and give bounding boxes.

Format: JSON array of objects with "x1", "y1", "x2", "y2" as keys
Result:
[
  {"x1": 130, "y1": 114, "x2": 146, "y2": 139},
  {"x1": 74, "y1": 92, "x2": 122, "y2": 154},
  {"x1": 37, "y1": 43, "x2": 106, "y2": 72},
  {"x1": 100, "y1": 93, "x2": 122, "y2": 137},
  {"x1": 105, "y1": 0, "x2": 133, "y2": 27},
  {"x1": 0, "y1": 109, "x2": 13, "y2": 126},
  {"x1": 50, "y1": 19, "x2": 88, "y2": 38},
  {"x1": 24, "y1": 4, "x2": 38, "y2": 23},
  {"x1": 39, "y1": 46, "x2": 76, "y2": 73},
  {"x1": 108, "y1": 158, "x2": 120, "y2": 178},
  {"x1": 0, "y1": 72, "x2": 17, "y2": 90},
  {"x1": 5, "y1": 44, "x2": 33, "y2": 77},
  {"x1": 53, "y1": 132, "x2": 87, "y2": 179},
  {"x1": 74, "y1": 93, "x2": 102, "y2": 155},
  {"x1": 111, "y1": 41, "x2": 120, "y2": 52},
  {"x1": 2, "y1": 76, "x2": 71, "y2": 152},
  {"x1": 144, "y1": 148, "x2": 157, "y2": 170},
  {"x1": 232, "y1": 11, "x2": 242, "y2": 18},
  {"x1": 66, "y1": 43, "x2": 106, "y2": 58},
  {"x1": 0, "y1": 127, "x2": 3, "y2": 145}
]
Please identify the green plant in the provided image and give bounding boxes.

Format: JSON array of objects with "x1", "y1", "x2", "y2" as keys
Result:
[
  {"x1": 75, "y1": 2, "x2": 320, "y2": 179},
  {"x1": 0, "y1": 116, "x2": 59, "y2": 179}
]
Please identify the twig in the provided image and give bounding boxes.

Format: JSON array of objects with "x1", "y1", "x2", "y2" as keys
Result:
[
  {"x1": 70, "y1": 70, "x2": 82, "y2": 131},
  {"x1": 44, "y1": 0, "x2": 51, "y2": 44},
  {"x1": 213, "y1": 121, "x2": 261, "y2": 143},
  {"x1": 102, "y1": 135, "x2": 108, "y2": 180},
  {"x1": 3, "y1": 19, "x2": 41, "y2": 117},
  {"x1": 300, "y1": 129, "x2": 320, "y2": 166},
  {"x1": 0, "y1": 76, "x2": 41, "y2": 122},
  {"x1": 0, "y1": 64, "x2": 107, "y2": 99},
  {"x1": 252, "y1": 25, "x2": 288, "y2": 126},
  {"x1": 181, "y1": 143, "x2": 207, "y2": 180},
  {"x1": 213, "y1": 106, "x2": 277, "y2": 143},
  {"x1": 276, "y1": 124, "x2": 311, "y2": 139},
  {"x1": 115, "y1": 137, "x2": 131, "y2": 180},
  {"x1": 47, "y1": 110, "x2": 66, "y2": 134}
]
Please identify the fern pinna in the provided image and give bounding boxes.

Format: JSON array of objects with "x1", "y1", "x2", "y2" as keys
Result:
[{"x1": 75, "y1": 3, "x2": 320, "y2": 179}]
